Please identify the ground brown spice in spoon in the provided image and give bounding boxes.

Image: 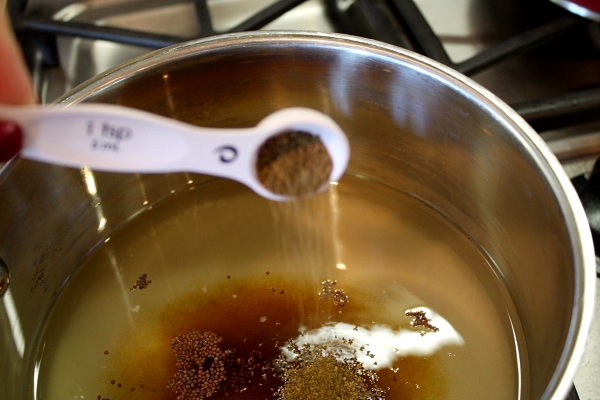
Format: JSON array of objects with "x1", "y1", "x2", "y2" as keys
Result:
[{"x1": 256, "y1": 131, "x2": 333, "y2": 198}]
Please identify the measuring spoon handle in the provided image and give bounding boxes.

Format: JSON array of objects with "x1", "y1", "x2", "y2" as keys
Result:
[{"x1": 0, "y1": 104, "x2": 350, "y2": 201}]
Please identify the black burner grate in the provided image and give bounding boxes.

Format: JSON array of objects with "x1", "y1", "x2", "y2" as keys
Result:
[
  {"x1": 10, "y1": 0, "x2": 600, "y2": 131},
  {"x1": 9, "y1": 0, "x2": 307, "y2": 61},
  {"x1": 327, "y1": 0, "x2": 600, "y2": 132}
]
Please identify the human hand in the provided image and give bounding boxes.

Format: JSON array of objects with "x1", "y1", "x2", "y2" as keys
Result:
[{"x1": 0, "y1": 5, "x2": 35, "y2": 161}]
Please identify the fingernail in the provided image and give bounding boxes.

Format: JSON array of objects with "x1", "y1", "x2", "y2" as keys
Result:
[{"x1": 0, "y1": 120, "x2": 23, "y2": 162}]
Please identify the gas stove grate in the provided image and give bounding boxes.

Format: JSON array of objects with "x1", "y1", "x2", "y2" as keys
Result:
[
  {"x1": 327, "y1": 0, "x2": 600, "y2": 132},
  {"x1": 9, "y1": 0, "x2": 308, "y2": 67},
  {"x1": 9, "y1": 0, "x2": 600, "y2": 133}
]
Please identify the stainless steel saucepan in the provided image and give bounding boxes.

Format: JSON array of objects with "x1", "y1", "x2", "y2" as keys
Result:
[{"x1": 0, "y1": 31, "x2": 595, "y2": 399}]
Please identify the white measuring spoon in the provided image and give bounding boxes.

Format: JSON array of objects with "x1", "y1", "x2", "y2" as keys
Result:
[{"x1": 0, "y1": 104, "x2": 350, "y2": 201}]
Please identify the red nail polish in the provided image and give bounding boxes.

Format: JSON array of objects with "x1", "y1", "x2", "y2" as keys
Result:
[{"x1": 0, "y1": 120, "x2": 23, "y2": 162}]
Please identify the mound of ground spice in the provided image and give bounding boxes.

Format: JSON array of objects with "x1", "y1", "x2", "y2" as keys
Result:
[
  {"x1": 275, "y1": 341, "x2": 385, "y2": 400},
  {"x1": 256, "y1": 130, "x2": 333, "y2": 198}
]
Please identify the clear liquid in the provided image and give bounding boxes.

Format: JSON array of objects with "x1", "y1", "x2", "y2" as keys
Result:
[{"x1": 34, "y1": 176, "x2": 522, "y2": 399}]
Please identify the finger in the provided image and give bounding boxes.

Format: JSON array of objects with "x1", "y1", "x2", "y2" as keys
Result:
[
  {"x1": 0, "y1": 120, "x2": 23, "y2": 162},
  {"x1": 0, "y1": 9, "x2": 35, "y2": 105}
]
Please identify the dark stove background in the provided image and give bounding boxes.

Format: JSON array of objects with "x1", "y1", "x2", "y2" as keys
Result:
[{"x1": 8, "y1": 0, "x2": 600, "y2": 129}]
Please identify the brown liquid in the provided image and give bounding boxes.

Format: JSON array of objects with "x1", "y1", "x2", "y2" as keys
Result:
[
  {"x1": 34, "y1": 176, "x2": 522, "y2": 399},
  {"x1": 100, "y1": 276, "x2": 451, "y2": 399}
]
